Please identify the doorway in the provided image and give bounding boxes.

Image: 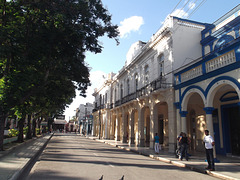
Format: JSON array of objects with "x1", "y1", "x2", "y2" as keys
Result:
[
  {"x1": 222, "y1": 103, "x2": 240, "y2": 155},
  {"x1": 158, "y1": 114, "x2": 164, "y2": 144}
]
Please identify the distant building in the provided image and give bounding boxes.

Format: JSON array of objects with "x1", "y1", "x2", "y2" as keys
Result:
[
  {"x1": 76, "y1": 103, "x2": 94, "y2": 135},
  {"x1": 53, "y1": 115, "x2": 67, "y2": 132}
]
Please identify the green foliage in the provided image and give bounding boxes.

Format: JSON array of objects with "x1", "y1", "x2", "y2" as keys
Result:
[
  {"x1": 36, "y1": 128, "x2": 40, "y2": 135},
  {"x1": 8, "y1": 129, "x2": 19, "y2": 137},
  {"x1": 0, "y1": 0, "x2": 119, "y2": 149},
  {"x1": 0, "y1": 0, "x2": 119, "y2": 115},
  {"x1": 23, "y1": 126, "x2": 28, "y2": 135}
]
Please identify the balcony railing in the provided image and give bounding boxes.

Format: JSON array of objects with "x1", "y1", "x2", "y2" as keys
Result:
[
  {"x1": 113, "y1": 77, "x2": 172, "y2": 108},
  {"x1": 93, "y1": 77, "x2": 172, "y2": 111}
]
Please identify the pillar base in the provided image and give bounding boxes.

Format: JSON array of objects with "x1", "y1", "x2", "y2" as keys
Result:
[
  {"x1": 110, "y1": 135, "x2": 114, "y2": 140},
  {"x1": 130, "y1": 137, "x2": 135, "y2": 145},
  {"x1": 138, "y1": 139, "x2": 145, "y2": 147},
  {"x1": 122, "y1": 136, "x2": 127, "y2": 143},
  {"x1": 168, "y1": 143, "x2": 176, "y2": 153}
]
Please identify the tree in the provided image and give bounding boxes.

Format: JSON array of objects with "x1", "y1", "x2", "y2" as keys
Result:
[{"x1": 0, "y1": 0, "x2": 119, "y2": 150}]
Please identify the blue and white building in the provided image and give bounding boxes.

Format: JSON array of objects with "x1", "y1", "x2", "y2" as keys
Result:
[
  {"x1": 92, "y1": 4, "x2": 240, "y2": 156},
  {"x1": 174, "y1": 4, "x2": 240, "y2": 156}
]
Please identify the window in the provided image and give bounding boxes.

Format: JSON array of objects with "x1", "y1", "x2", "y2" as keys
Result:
[
  {"x1": 158, "y1": 54, "x2": 164, "y2": 76},
  {"x1": 120, "y1": 84, "x2": 123, "y2": 99},
  {"x1": 127, "y1": 79, "x2": 130, "y2": 95},
  {"x1": 135, "y1": 74, "x2": 138, "y2": 91},
  {"x1": 144, "y1": 65, "x2": 149, "y2": 84},
  {"x1": 105, "y1": 93, "x2": 107, "y2": 104}
]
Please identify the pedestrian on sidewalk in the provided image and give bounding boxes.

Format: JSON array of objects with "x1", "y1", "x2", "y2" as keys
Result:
[
  {"x1": 154, "y1": 133, "x2": 161, "y2": 154},
  {"x1": 203, "y1": 129, "x2": 215, "y2": 171},
  {"x1": 179, "y1": 132, "x2": 190, "y2": 161},
  {"x1": 176, "y1": 132, "x2": 183, "y2": 158}
]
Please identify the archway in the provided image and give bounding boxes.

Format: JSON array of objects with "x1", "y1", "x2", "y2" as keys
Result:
[
  {"x1": 153, "y1": 102, "x2": 168, "y2": 146},
  {"x1": 186, "y1": 93, "x2": 205, "y2": 152},
  {"x1": 143, "y1": 107, "x2": 150, "y2": 147},
  {"x1": 208, "y1": 83, "x2": 240, "y2": 155}
]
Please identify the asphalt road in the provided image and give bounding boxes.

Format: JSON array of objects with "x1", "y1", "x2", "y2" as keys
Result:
[{"x1": 26, "y1": 133, "x2": 217, "y2": 180}]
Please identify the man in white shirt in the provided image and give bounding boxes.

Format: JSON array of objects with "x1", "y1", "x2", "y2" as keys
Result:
[{"x1": 203, "y1": 130, "x2": 215, "y2": 171}]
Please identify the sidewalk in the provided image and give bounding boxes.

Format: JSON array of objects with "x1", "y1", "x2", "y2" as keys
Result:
[
  {"x1": 0, "y1": 134, "x2": 53, "y2": 180},
  {"x1": 88, "y1": 136, "x2": 240, "y2": 180}
]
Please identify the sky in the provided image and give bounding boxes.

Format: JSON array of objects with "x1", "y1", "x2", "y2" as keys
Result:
[{"x1": 64, "y1": 0, "x2": 239, "y2": 120}]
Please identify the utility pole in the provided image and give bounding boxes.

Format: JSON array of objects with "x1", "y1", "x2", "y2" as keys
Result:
[{"x1": 99, "y1": 95, "x2": 101, "y2": 139}]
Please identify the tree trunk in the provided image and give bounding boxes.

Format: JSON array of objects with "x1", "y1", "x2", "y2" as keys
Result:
[
  {"x1": 17, "y1": 116, "x2": 25, "y2": 143},
  {"x1": 38, "y1": 117, "x2": 42, "y2": 135},
  {"x1": 32, "y1": 117, "x2": 36, "y2": 137},
  {"x1": 27, "y1": 114, "x2": 32, "y2": 139},
  {"x1": 0, "y1": 113, "x2": 7, "y2": 151}
]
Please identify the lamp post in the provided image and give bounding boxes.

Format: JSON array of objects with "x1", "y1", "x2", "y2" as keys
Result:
[{"x1": 99, "y1": 95, "x2": 101, "y2": 139}]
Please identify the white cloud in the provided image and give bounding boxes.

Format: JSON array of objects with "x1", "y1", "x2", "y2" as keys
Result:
[
  {"x1": 188, "y1": 1, "x2": 196, "y2": 10},
  {"x1": 64, "y1": 71, "x2": 106, "y2": 120},
  {"x1": 171, "y1": 9, "x2": 188, "y2": 18},
  {"x1": 118, "y1": 16, "x2": 144, "y2": 38}
]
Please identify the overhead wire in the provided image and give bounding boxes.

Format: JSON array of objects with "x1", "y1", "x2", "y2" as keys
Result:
[
  {"x1": 170, "y1": 0, "x2": 183, "y2": 15},
  {"x1": 172, "y1": 0, "x2": 208, "y2": 34},
  {"x1": 186, "y1": 0, "x2": 208, "y2": 19}
]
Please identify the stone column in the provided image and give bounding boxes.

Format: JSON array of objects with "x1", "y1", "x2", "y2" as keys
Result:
[
  {"x1": 180, "y1": 111, "x2": 188, "y2": 134},
  {"x1": 105, "y1": 110, "x2": 109, "y2": 139},
  {"x1": 168, "y1": 100, "x2": 177, "y2": 153},
  {"x1": 122, "y1": 108, "x2": 127, "y2": 143},
  {"x1": 174, "y1": 102, "x2": 181, "y2": 136},
  {"x1": 129, "y1": 110, "x2": 135, "y2": 145},
  {"x1": 109, "y1": 112, "x2": 114, "y2": 140},
  {"x1": 116, "y1": 112, "x2": 120, "y2": 141},
  {"x1": 138, "y1": 108, "x2": 144, "y2": 147},
  {"x1": 149, "y1": 104, "x2": 154, "y2": 149}
]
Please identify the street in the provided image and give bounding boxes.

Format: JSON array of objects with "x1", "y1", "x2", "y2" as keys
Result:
[{"x1": 26, "y1": 133, "x2": 217, "y2": 180}]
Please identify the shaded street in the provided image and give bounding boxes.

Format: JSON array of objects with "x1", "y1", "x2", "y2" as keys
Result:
[{"x1": 26, "y1": 133, "x2": 217, "y2": 180}]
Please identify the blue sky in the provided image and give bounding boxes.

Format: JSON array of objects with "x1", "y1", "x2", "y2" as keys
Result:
[{"x1": 64, "y1": 0, "x2": 239, "y2": 120}]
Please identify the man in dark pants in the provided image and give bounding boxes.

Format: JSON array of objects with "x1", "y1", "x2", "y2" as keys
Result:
[{"x1": 203, "y1": 130, "x2": 215, "y2": 171}]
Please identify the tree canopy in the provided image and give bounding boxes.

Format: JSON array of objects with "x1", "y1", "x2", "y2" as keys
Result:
[{"x1": 0, "y1": 0, "x2": 119, "y2": 150}]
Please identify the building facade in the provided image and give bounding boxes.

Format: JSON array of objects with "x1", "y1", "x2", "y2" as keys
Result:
[
  {"x1": 174, "y1": 5, "x2": 240, "y2": 156},
  {"x1": 76, "y1": 103, "x2": 94, "y2": 135},
  {"x1": 93, "y1": 15, "x2": 208, "y2": 153}
]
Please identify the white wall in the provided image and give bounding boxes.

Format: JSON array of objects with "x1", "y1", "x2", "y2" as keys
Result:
[{"x1": 172, "y1": 18, "x2": 205, "y2": 71}]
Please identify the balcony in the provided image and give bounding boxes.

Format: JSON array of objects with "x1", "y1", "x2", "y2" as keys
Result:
[
  {"x1": 175, "y1": 37, "x2": 240, "y2": 87},
  {"x1": 113, "y1": 77, "x2": 172, "y2": 108}
]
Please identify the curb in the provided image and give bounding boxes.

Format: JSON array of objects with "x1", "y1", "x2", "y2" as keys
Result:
[
  {"x1": 91, "y1": 137, "x2": 238, "y2": 180},
  {"x1": 9, "y1": 133, "x2": 54, "y2": 180}
]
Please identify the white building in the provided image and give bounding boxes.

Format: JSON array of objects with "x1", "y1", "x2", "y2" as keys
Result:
[{"x1": 92, "y1": 15, "x2": 208, "y2": 153}]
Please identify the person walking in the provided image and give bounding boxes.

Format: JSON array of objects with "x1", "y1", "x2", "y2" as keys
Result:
[
  {"x1": 176, "y1": 132, "x2": 183, "y2": 158},
  {"x1": 203, "y1": 130, "x2": 215, "y2": 171},
  {"x1": 179, "y1": 133, "x2": 190, "y2": 161},
  {"x1": 154, "y1": 133, "x2": 160, "y2": 154}
]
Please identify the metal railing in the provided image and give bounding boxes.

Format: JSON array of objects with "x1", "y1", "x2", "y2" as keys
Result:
[{"x1": 93, "y1": 77, "x2": 172, "y2": 111}]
